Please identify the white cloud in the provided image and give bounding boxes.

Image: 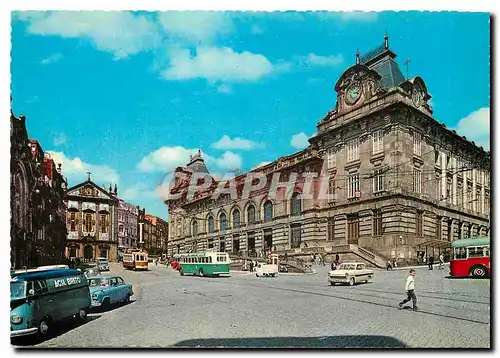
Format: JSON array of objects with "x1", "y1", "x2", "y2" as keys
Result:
[
  {"x1": 290, "y1": 132, "x2": 311, "y2": 149},
  {"x1": 16, "y1": 11, "x2": 161, "y2": 59},
  {"x1": 213, "y1": 151, "x2": 242, "y2": 171},
  {"x1": 121, "y1": 182, "x2": 157, "y2": 201},
  {"x1": 157, "y1": 11, "x2": 233, "y2": 45},
  {"x1": 137, "y1": 146, "x2": 197, "y2": 173},
  {"x1": 41, "y1": 53, "x2": 64, "y2": 65},
  {"x1": 252, "y1": 161, "x2": 271, "y2": 170},
  {"x1": 137, "y1": 146, "x2": 243, "y2": 174},
  {"x1": 453, "y1": 107, "x2": 490, "y2": 150},
  {"x1": 297, "y1": 53, "x2": 344, "y2": 67},
  {"x1": 161, "y1": 46, "x2": 277, "y2": 83},
  {"x1": 53, "y1": 133, "x2": 67, "y2": 146},
  {"x1": 47, "y1": 151, "x2": 120, "y2": 186},
  {"x1": 211, "y1": 135, "x2": 265, "y2": 150}
]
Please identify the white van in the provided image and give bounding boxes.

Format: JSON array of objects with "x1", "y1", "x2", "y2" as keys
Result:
[{"x1": 255, "y1": 254, "x2": 279, "y2": 277}]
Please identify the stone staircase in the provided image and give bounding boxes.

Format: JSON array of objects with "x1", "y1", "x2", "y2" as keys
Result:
[{"x1": 329, "y1": 244, "x2": 387, "y2": 268}]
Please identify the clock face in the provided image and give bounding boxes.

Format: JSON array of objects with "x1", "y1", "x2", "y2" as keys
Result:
[
  {"x1": 412, "y1": 89, "x2": 422, "y2": 107},
  {"x1": 346, "y1": 83, "x2": 362, "y2": 105}
]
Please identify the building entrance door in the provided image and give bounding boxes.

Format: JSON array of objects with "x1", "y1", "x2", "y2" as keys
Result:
[
  {"x1": 232, "y1": 235, "x2": 240, "y2": 253},
  {"x1": 264, "y1": 234, "x2": 273, "y2": 251},
  {"x1": 248, "y1": 232, "x2": 256, "y2": 254}
]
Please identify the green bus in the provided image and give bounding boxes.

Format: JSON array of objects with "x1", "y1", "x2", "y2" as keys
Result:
[{"x1": 179, "y1": 251, "x2": 231, "y2": 277}]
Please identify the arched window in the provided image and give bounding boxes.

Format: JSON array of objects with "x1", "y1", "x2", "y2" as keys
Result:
[
  {"x1": 232, "y1": 209, "x2": 240, "y2": 229},
  {"x1": 192, "y1": 220, "x2": 198, "y2": 236},
  {"x1": 264, "y1": 201, "x2": 273, "y2": 222},
  {"x1": 208, "y1": 216, "x2": 215, "y2": 233},
  {"x1": 291, "y1": 193, "x2": 302, "y2": 216},
  {"x1": 247, "y1": 205, "x2": 256, "y2": 224},
  {"x1": 220, "y1": 213, "x2": 227, "y2": 231}
]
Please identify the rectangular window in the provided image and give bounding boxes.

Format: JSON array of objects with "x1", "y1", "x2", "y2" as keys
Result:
[
  {"x1": 413, "y1": 169, "x2": 422, "y2": 194},
  {"x1": 468, "y1": 247, "x2": 485, "y2": 258},
  {"x1": 373, "y1": 168, "x2": 385, "y2": 193},
  {"x1": 70, "y1": 212, "x2": 76, "y2": 232},
  {"x1": 328, "y1": 177, "x2": 336, "y2": 202},
  {"x1": 436, "y1": 216, "x2": 442, "y2": 240},
  {"x1": 327, "y1": 148, "x2": 336, "y2": 169},
  {"x1": 446, "y1": 180, "x2": 452, "y2": 203},
  {"x1": 485, "y1": 192, "x2": 490, "y2": 211},
  {"x1": 413, "y1": 132, "x2": 422, "y2": 156},
  {"x1": 416, "y1": 211, "x2": 423, "y2": 237},
  {"x1": 372, "y1": 130, "x2": 384, "y2": 154},
  {"x1": 290, "y1": 225, "x2": 302, "y2": 249},
  {"x1": 347, "y1": 138, "x2": 360, "y2": 162},
  {"x1": 457, "y1": 183, "x2": 463, "y2": 207},
  {"x1": 373, "y1": 210, "x2": 383, "y2": 236},
  {"x1": 347, "y1": 174, "x2": 360, "y2": 198},
  {"x1": 327, "y1": 217, "x2": 335, "y2": 241}
]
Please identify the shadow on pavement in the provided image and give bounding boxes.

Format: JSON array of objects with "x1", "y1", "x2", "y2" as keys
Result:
[
  {"x1": 444, "y1": 276, "x2": 490, "y2": 280},
  {"x1": 90, "y1": 299, "x2": 136, "y2": 314},
  {"x1": 12, "y1": 314, "x2": 102, "y2": 347},
  {"x1": 170, "y1": 335, "x2": 408, "y2": 348}
]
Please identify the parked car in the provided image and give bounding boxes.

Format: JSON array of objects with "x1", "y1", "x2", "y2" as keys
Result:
[
  {"x1": 84, "y1": 267, "x2": 100, "y2": 278},
  {"x1": 87, "y1": 275, "x2": 133, "y2": 309},
  {"x1": 327, "y1": 262, "x2": 374, "y2": 286},
  {"x1": 96, "y1": 258, "x2": 110, "y2": 271}
]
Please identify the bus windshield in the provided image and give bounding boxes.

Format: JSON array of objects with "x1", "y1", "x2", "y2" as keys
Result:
[{"x1": 10, "y1": 282, "x2": 26, "y2": 299}]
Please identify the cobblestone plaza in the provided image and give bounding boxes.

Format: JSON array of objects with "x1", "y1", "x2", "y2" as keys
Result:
[{"x1": 23, "y1": 263, "x2": 490, "y2": 348}]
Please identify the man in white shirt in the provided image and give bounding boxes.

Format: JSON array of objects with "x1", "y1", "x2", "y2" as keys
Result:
[{"x1": 399, "y1": 269, "x2": 419, "y2": 311}]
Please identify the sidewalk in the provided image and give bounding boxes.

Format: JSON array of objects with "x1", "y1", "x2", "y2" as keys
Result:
[{"x1": 376, "y1": 263, "x2": 450, "y2": 271}]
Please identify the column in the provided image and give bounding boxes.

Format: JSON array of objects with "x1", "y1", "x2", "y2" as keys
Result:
[
  {"x1": 480, "y1": 170, "x2": 485, "y2": 215},
  {"x1": 441, "y1": 152, "x2": 446, "y2": 200},
  {"x1": 463, "y1": 171, "x2": 467, "y2": 209},
  {"x1": 452, "y1": 157, "x2": 457, "y2": 205},
  {"x1": 472, "y1": 169, "x2": 477, "y2": 212}
]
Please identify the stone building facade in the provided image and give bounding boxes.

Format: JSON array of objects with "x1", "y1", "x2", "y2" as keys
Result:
[
  {"x1": 11, "y1": 107, "x2": 68, "y2": 269},
  {"x1": 118, "y1": 199, "x2": 138, "y2": 253},
  {"x1": 165, "y1": 35, "x2": 490, "y2": 266},
  {"x1": 64, "y1": 175, "x2": 119, "y2": 261}
]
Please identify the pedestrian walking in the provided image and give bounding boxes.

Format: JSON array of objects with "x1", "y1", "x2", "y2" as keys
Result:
[
  {"x1": 399, "y1": 269, "x2": 419, "y2": 311},
  {"x1": 439, "y1": 253, "x2": 444, "y2": 270},
  {"x1": 428, "y1": 255, "x2": 434, "y2": 270},
  {"x1": 386, "y1": 259, "x2": 393, "y2": 271},
  {"x1": 249, "y1": 261, "x2": 254, "y2": 273},
  {"x1": 331, "y1": 260, "x2": 337, "y2": 271}
]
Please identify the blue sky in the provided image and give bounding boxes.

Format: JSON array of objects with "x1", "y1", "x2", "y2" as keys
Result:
[{"x1": 10, "y1": 11, "x2": 490, "y2": 219}]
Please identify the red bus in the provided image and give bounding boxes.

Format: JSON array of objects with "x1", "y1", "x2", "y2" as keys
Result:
[
  {"x1": 450, "y1": 237, "x2": 490, "y2": 278},
  {"x1": 171, "y1": 254, "x2": 181, "y2": 271}
]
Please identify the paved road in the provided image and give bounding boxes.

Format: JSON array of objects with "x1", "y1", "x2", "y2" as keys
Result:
[{"x1": 18, "y1": 263, "x2": 490, "y2": 348}]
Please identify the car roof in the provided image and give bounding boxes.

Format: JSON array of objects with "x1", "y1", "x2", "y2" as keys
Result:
[
  {"x1": 12, "y1": 269, "x2": 82, "y2": 281},
  {"x1": 87, "y1": 274, "x2": 119, "y2": 279}
]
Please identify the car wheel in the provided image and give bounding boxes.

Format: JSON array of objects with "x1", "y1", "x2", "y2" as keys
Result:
[
  {"x1": 199, "y1": 269, "x2": 204, "y2": 277},
  {"x1": 78, "y1": 308, "x2": 87, "y2": 322},
  {"x1": 471, "y1": 265, "x2": 487, "y2": 278},
  {"x1": 102, "y1": 297, "x2": 111, "y2": 310},
  {"x1": 330, "y1": 282, "x2": 335, "y2": 286},
  {"x1": 126, "y1": 294, "x2": 132, "y2": 303},
  {"x1": 349, "y1": 277, "x2": 355, "y2": 286},
  {"x1": 38, "y1": 319, "x2": 50, "y2": 337}
]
